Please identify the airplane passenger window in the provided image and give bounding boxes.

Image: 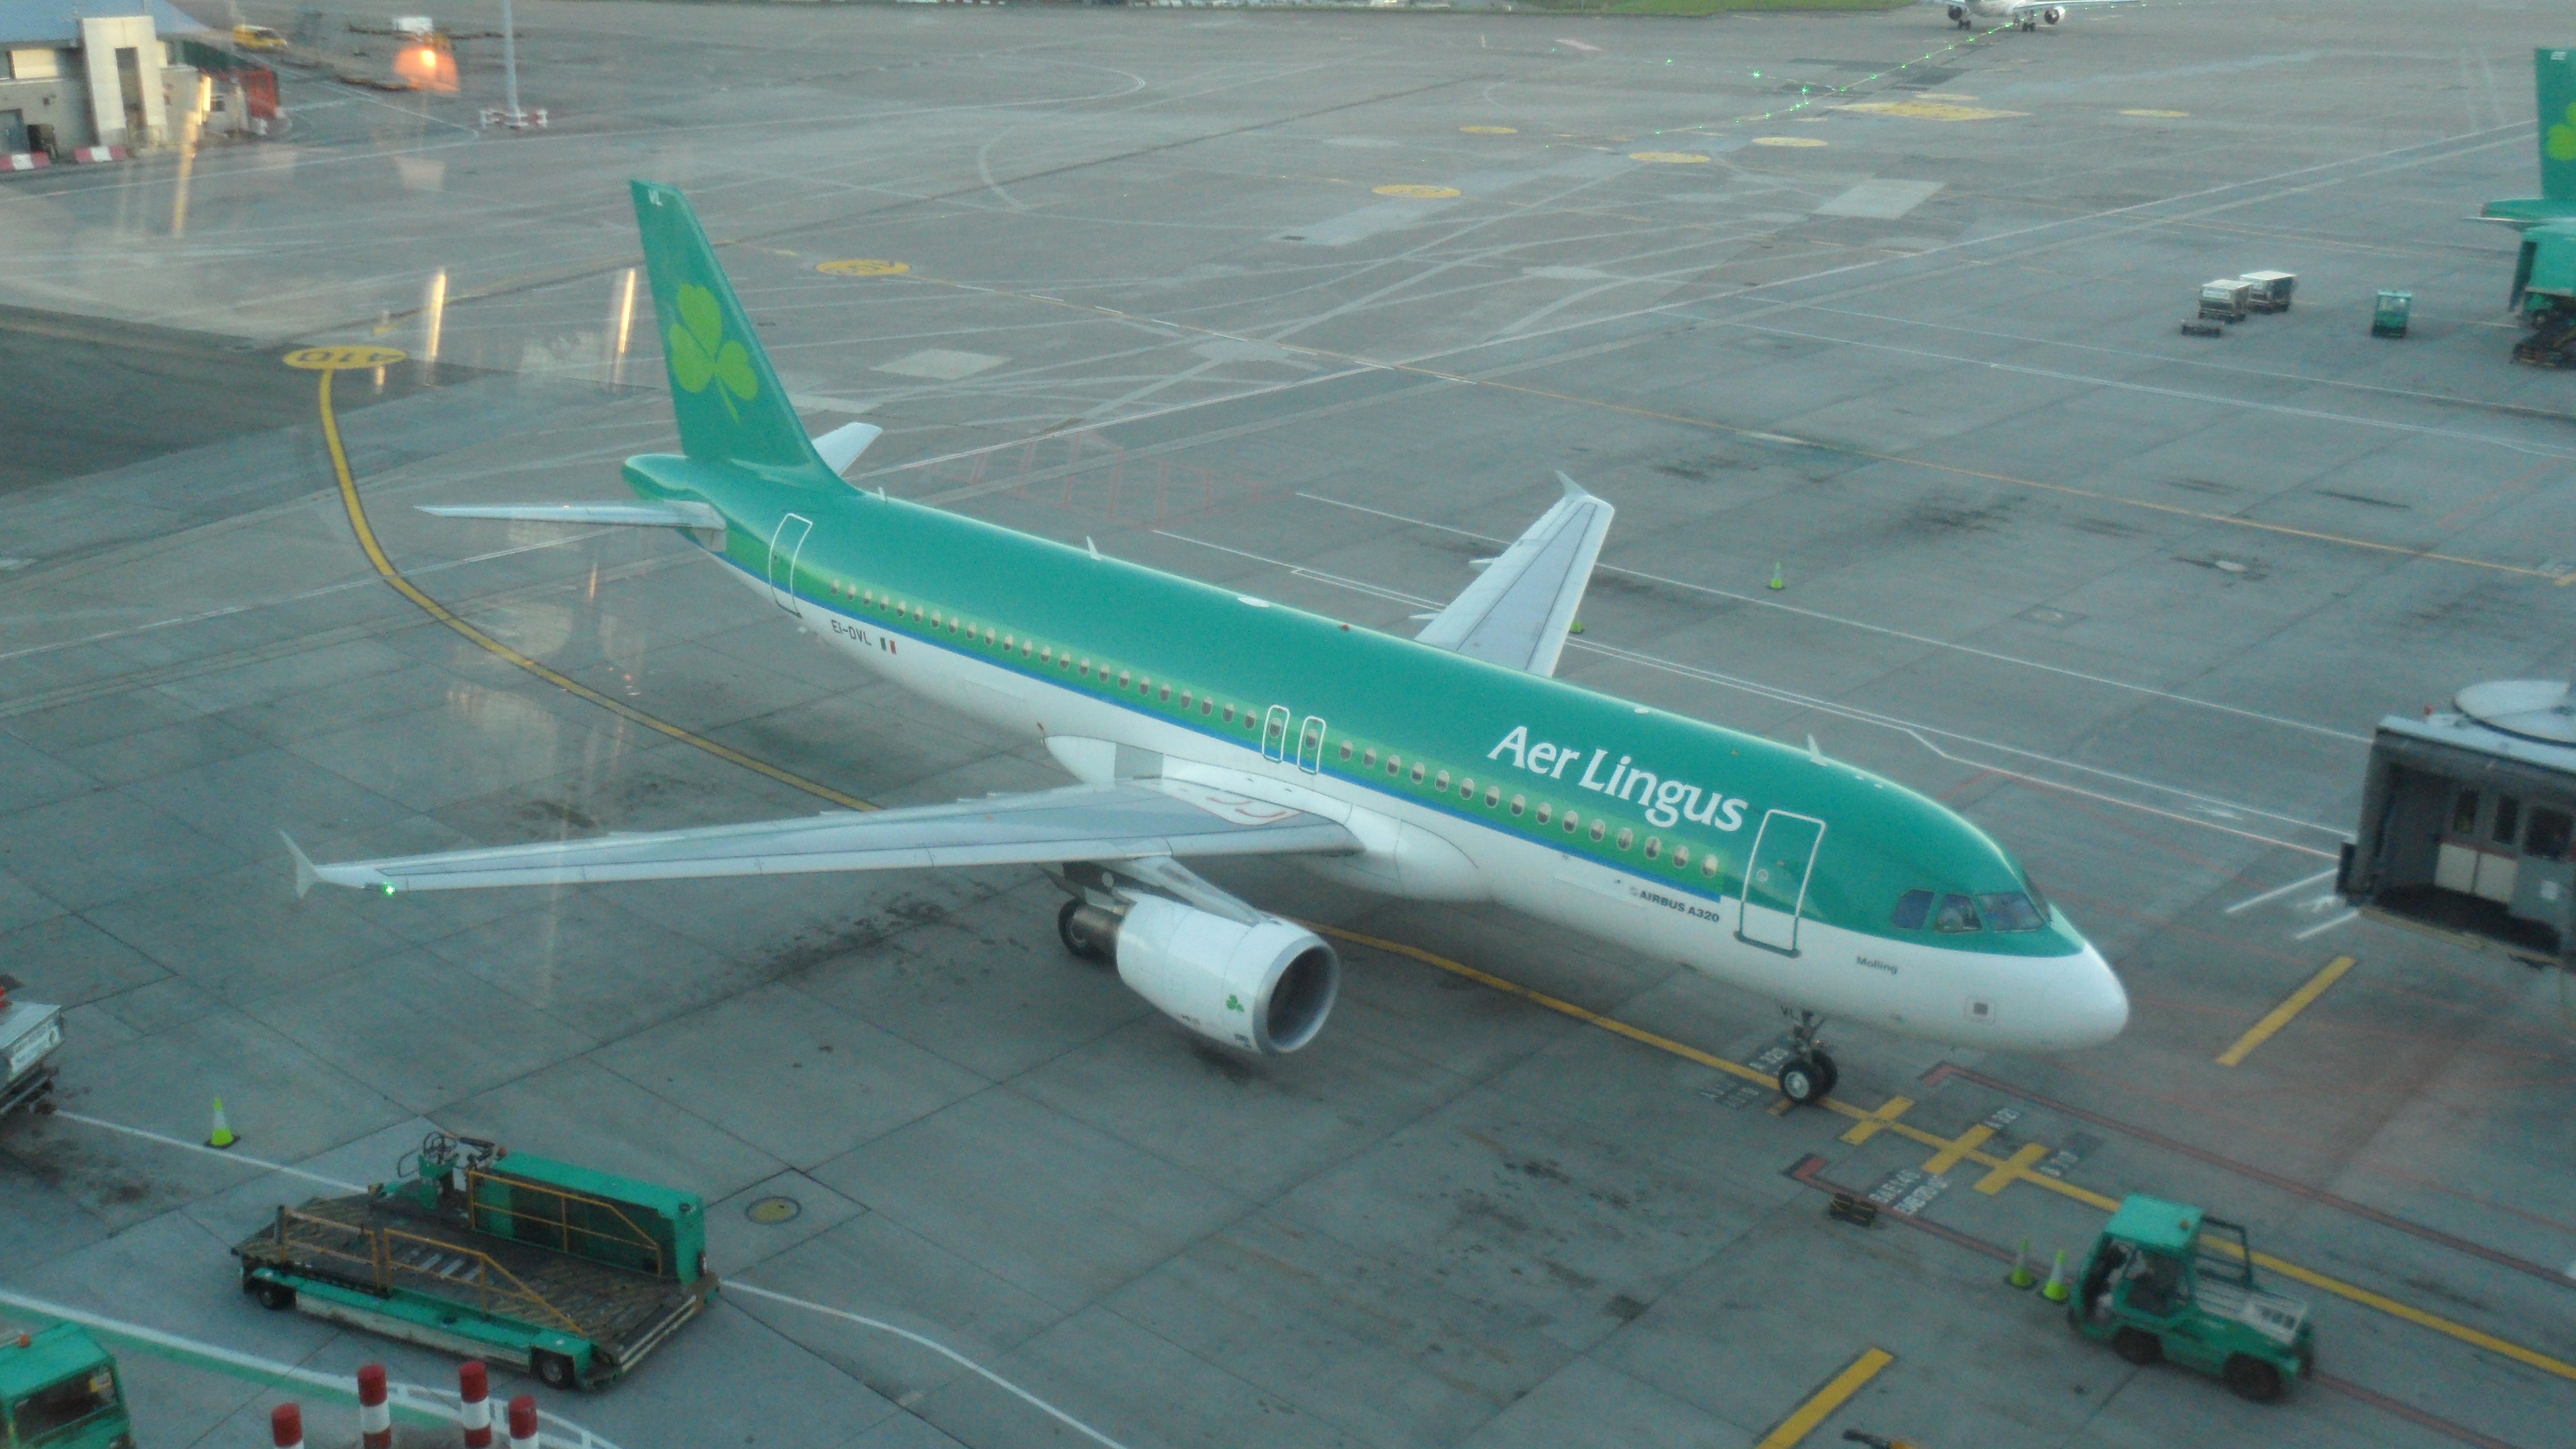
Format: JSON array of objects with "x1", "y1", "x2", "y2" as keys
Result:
[
  {"x1": 1701, "y1": 854, "x2": 1720, "y2": 879},
  {"x1": 913, "y1": 605, "x2": 924, "y2": 622},
  {"x1": 1138, "y1": 676, "x2": 1150, "y2": 694},
  {"x1": 2451, "y1": 788, "x2": 2479, "y2": 835},
  {"x1": 1511, "y1": 794, "x2": 1525, "y2": 816},
  {"x1": 2526, "y1": 808, "x2": 2574, "y2": 860},
  {"x1": 1081, "y1": 659, "x2": 1093, "y2": 676},
  {"x1": 1979, "y1": 893, "x2": 2046, "y2": 932},
  {"x1": 864, "y1": 590, "x2": 875, "y2": 605},
  {"x1": 1386, "y1": 755, "x2": 1401, "y2": 775},
  {"x1": 1341, "y1": 742, "x2": 1353, "y2": 761},
  {"x1": 1201, "y1": 699, "x2": 1213, "y2": 716},
  {"x1": 1644, "y1": 836, "x2": 1661, "y2": 859},
  {"x1": 1021, "y1": 641, "x2": 1033, "y2": 657},
  {"x1": 1933, "y1": 894, "x2": 1982, "y2": 932},
  {"x1": 1060, "y1": 654, "x2": 1072, "y2": 670},
  {"x1": 1224, "y1": 705, "x2": 1235, "y2": 722},
  {"x1": 931, "y1": 611, "x2": 942, "y2": 627},
  {"x1": 1413, "y1": 763, "x2": 1427, "y2": 784},
  {"x1": 1161, "y1": 685, "x2": 1171, "y2": 702},
  {"x1": 2495, "y1": 795, "x2": 2522, "y2": 846},
  {"x1": 1613, "y1": 826, "x2": 1630, "y2": 849},
  {"x1": 1120, "y1": 670, "x2": 1131, "y2": 688},
  {"x1": 1892, "y1": 891, "x2": 1933, "y2": 930},
  {"x1": 1041, "y1": 647, "x2": 1053, "y2": 663},
  {"x1": 1246, "y1": 712, "x2": 1258, "y2": 731},
  {"x1": 1363, "y1": 748, "x2": 1377, "y2": 768},
  {"x1": 1434, "y1": 770, "x2": 1450, "y2": 792},
  {"x1": 1485, "y1": 785, "x2": 1500, "y2": 807},
  {"x1": 1672, "y1": 845, "x2": 1689, "y2": 869},
  {"x1": 1459, "y1": 777, "x2": 1475, "y2": 799},
  {"x1": 1563, "y1": 811, "x2": 1580, "y2": 834}
]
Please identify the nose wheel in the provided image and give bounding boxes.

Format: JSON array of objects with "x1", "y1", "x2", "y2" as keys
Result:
[{"x1": 1775, "y1": 1011, "x2": 1839, "y2": 1105}]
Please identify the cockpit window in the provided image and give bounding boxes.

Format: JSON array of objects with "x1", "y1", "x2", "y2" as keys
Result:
[
  {"x1": 1933, "y1": 894, "x2": 1981, "y2": 933},
  {"x1": 1891, "y1": 891, "x2": 1933, "y2": 930},
  {"x1": 2022, "y1": 874, "x2": 2053, "y2": 921},
  {"x1": 1978, "y1": 892, "x2": 2046, "y2": 932}
]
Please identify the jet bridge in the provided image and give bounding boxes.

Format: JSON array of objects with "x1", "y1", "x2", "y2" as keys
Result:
[{"x1": 2338, "y1": 681, "x2": 2576, "y2": 964}]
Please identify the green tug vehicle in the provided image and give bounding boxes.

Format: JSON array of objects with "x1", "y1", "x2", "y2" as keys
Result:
[
  {"x1": 233, "y1": 1133, "x2": 714, "y2": 1390},
  {"x1": 2070, "y1": 1195, "x2": 2316, "y2": 1402},
  {"x1": 1, "y1": 1324, "x2": 134, "y2": 1449}
]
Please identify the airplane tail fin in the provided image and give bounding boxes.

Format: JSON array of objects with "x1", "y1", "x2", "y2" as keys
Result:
[
  {"x1": 2540, "y1": 48, "x2": 2576, "y2": 202},
  {"x1": 629, "y1": 180, "x2": 822, "y2": 472}
]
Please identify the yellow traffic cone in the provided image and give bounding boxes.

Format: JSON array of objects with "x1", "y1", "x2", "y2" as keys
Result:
[
  {"x1": 207, "y1": 1097, "x2": 237, "y2": 1150},
  {"x1": 2040, "y1": 1249, "x2": 2072, "y2": 1303},
  {"x1": 2007, "y1": 1237, "x2": 2037, "y2": 1290}
]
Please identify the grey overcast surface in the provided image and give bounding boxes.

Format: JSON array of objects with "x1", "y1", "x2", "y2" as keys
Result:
[{"x1": 2, "y1": 2, "x2": 2573, "y2": 1448}]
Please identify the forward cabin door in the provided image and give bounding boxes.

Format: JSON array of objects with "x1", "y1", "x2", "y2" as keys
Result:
[
  {"x1": 1738, "y1": 810, "x2": 1825, "y2": 953},
  {"x1": 1296, "y1": 716, "x2": 1328, "y2": 774},
  {"x1": 768, "y1": 514, "x2": 813, "y2": 614}
]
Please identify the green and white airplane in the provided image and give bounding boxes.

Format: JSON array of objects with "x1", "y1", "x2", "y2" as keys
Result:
[
  {"x1": 2482, "y1": 49, "x2": 2576, "y2": 320},
  {"x1": 289, "y1": 182, "x2": 2127, "y2": 1102}
]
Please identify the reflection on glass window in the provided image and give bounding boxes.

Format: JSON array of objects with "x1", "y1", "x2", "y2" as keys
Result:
[
  {"x1": 2494, "y1": 795, "x2": 2522, "y2": 846},
  {"x1": 1891, "y1": 890, "x2": 1933, "y2": 930},
  {"x1": 1978, "y1": 893, "x2": 2045, "y2": 932},
  {"x1": 2451, "y1": 788, "x2": 2479, "y2": 835},
  {"x1": 2527, "y1": 808, "x2": 2574, "y2": 861}
]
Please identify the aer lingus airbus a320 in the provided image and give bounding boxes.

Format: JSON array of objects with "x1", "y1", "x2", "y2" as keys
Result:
[
  {"x1": 288, "y1": 182, "x2": 2127, "y2": 1104},
  {"x1": 1921, "y1": 0, "x2": 2137, "y2": 33}
]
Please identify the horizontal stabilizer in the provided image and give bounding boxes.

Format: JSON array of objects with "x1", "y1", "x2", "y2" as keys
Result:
[
  {"x1": 416, "y1": 501, "x2": 726, "y2": 530},
  {"x1": 814, "y1": 422, "x2": 883, "y2": 476}
]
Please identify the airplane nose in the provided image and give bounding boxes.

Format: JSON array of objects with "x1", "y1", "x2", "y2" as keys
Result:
[{"x1": 2064, "y1": 944, "x2": 2129, "y2": 1047}]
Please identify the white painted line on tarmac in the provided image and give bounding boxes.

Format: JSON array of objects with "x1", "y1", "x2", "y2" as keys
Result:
[
  {"x1": 727, "y1": 1282, "x2": 1133, "y2": 1449},
  {"x1": 0, "y1": 1288, "x2": 621, "y2": 1449},
  {"x1": 2293, "y1": 910, "x2": 2361, "y2": 941},
  {"x1": 52, "y1": 1112, "x2": 365, "y2": 1192},
  {"x1": 2225, "y1": 868, "x2": 2340, "y2": 914}
]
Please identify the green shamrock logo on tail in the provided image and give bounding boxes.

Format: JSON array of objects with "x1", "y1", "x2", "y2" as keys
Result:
[
  {"x1": 2549, "y1": 102, "x2": 2576, "y2": 164},
  {"x1": 666, "y1": 283, "x2": 759, "y2": 419}
]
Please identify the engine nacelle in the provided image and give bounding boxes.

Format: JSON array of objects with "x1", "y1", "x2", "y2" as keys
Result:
[
  {"x1": 1077, "y1": 896, "x2": 1339, "y2": 1054},
  {"x1": 2043, "y1": 6, "x2": 2063, "y2": 21}
]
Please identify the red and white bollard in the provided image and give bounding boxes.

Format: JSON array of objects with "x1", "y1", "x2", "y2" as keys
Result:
[
  {"x1": 506, "y1": 1394, "x2": 539, "y2": 1449},
  {"x1": 459, "y1": 1362, "x2": 493, "y2": 1449},
  {"x1": 356, "y1": 1365, "x2": 392, "y2": 1449},
  {"x1": 271, "y1": 1403, "x2": 304, "y2": 1449}
]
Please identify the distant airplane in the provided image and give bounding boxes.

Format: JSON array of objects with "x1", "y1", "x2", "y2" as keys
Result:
[
  {"x1": 1924, "y1": 0, "x2": 2139, "y2": 32},
  {"x1": 2480, "y1": 49, "x2": 2576, "y2": 333},
  {"x1": 285, "y1": 183, "x2": 2128, "y2": 1105}
]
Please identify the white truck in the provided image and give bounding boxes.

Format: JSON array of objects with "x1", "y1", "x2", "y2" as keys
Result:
[{"x1": 0, "y1": 975, "x2": 63, "y2": 1121}]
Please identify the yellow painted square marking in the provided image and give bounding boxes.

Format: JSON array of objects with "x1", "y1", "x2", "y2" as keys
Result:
[
  {"x1": 1838, "y1": 1095, "x2": 1914, "y2": 1145},
  {"x1": 1755, "y1": 1347, "x2": 1895, "y2": 1449},
  {"x1": 1920, "y1": 1123, "x2": 1993, "y2": 1177},
  {"x1": 1975, "y1": 1142, "x2": 2051, "y2": 1195},
  {"x1": 2216, "y1": 954, "x2": 2356, "y2": 1066}
]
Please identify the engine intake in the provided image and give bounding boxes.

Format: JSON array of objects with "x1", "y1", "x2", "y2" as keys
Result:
[
  {"x1": 1072, "y1": 897, "x2": 1339, "y2": 1053},
  {"x1": 2043, "y1": 5, "x2": 2063, "y2": 20}
]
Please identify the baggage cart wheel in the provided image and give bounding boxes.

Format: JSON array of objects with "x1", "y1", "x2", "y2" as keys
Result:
[
  {"x1": 2111, "y1": 1328, "x2": 2161, "y2": 1365},
  {"x1": 535, "y1": 1352, "x2": 579, "y2": 1390},
  {"x1": 2223, "y1": 1355, "x2": 2282, "y2": 1403},
  {"x1": 253, "y1": 1281, "x2": 296, "y2": 1311}
]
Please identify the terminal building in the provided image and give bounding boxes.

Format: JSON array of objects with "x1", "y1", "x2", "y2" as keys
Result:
[
  {"x1": 0, "y1": 0, "x2": 220, "y2": 157},
  {"x1": 2340, "y1": 680, "x2": 2576, "y2": 964}
]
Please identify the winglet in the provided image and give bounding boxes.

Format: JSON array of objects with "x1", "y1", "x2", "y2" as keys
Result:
[
  {"x1": 282, "y1": 831, "x2": 320, "y2": 900},
  {"x1": 1557, "y1": 470, "x2": 1592, "y2": 500},
  {"x1": 1806, "y1": 733, "x2": 1826, "y2": 765}
]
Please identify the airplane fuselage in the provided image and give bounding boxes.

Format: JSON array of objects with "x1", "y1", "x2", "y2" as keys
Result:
[{"x1": 631, "y1": 452, "x2": 2130, "y2": 1055}]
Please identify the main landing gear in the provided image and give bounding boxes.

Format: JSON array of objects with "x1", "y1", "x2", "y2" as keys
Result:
[{"x1": 1775, "y1": 1010, "x2": 1838, "y2": 1106}]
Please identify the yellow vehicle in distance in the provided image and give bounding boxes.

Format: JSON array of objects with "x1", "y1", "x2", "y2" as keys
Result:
[{"x1": 230, "y1": 24, "x2": 287, "y2": 51}]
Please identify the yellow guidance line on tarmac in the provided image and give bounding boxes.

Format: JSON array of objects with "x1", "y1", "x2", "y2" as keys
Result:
[
  {"x1": 1756, "y1": 1348, "x2": 1894, "y2": 1449},
  {"x1": 311, "y1": 364, "x2": 875, "y2": 813},
  {"x1": 2217, "y1": 954, "x2": 2357, "y2": 1066},
  {"x1": 1309, "y1": 924, "x2": 2576, "y2": 1388}
]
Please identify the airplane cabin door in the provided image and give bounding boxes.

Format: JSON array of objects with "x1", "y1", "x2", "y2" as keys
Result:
[
  {"x1": 1296, "y1": 715, "x2": 1328, "y2": 774},
  {"x1": 768, "y1": 513, "x2": 813, "y2": 614},
  {"x1": 1262, "y1": 705, "x2": 1292, "y2": 763},
  {"x1": 1737, "y1": 809, "x2": 1825, "y2": 953}
]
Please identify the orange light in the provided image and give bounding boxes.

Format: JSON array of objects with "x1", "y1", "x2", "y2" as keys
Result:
[{"x1": 394, "y1": 42, "x2": 457, "y2": 93}]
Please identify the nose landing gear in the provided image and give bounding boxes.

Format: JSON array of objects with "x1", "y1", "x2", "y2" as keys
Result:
[{"x1": 1776, "y1": 1010, "x2": 1839, "y2": 1105}]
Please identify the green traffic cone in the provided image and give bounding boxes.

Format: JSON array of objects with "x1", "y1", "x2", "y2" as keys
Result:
[
  {"x1": 2041, "y1": 1249, "x2": 2072, "y2": 1303},
  {"x1": 2008, "y1": 1237, "x2": 2037, "y2": 1290},
  {"x1": 1768, "y1": 562, "x2": 1786, "y2": 591}
]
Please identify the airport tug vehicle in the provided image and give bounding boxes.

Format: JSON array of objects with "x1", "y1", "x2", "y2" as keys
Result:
[
  {"x1": 2070, "y1": 1195, "x2": 2315, "y2": 1401},
  {"x1": 235, "y1": 1133, "x2": 713, "y2": 1389},
  {"x1": 0, "y1": 1323, "x2": 135, "y2": 1449},
  {"x1": 0, "y1": 976, "x2": 63, "y2": 1124}
]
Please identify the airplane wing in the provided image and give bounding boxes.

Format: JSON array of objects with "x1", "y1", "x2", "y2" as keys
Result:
[
  {"x1": 286, "y1": 779, "x2": 1357, "y2": 896},
  {"x1": 1411, "y1": 473, "x2": 1613, "y2": 678}
]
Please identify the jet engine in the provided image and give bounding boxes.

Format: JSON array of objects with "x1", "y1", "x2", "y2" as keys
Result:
[
  {"x1": 2043, "y1": 6, "x2": 2063, "y2": 20},
  {"x1": 1063, "y1": 896, "x2": 1339, "y2": 1054}
]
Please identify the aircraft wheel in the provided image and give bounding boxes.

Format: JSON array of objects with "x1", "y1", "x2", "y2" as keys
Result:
[
  {"x1": 1056, "y1": 900, "x2": 1100, "y2": 961},
  {"x1": 2223, "y1": 1355, "x2": 2283, "y2": 1403},
  {"x1": 1777, "y1": 1056, "x2": 1828, "y2": 1106},
  {"x1": 2112, "y1": 1328, "x2": 2162, "y2": 1365}
]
